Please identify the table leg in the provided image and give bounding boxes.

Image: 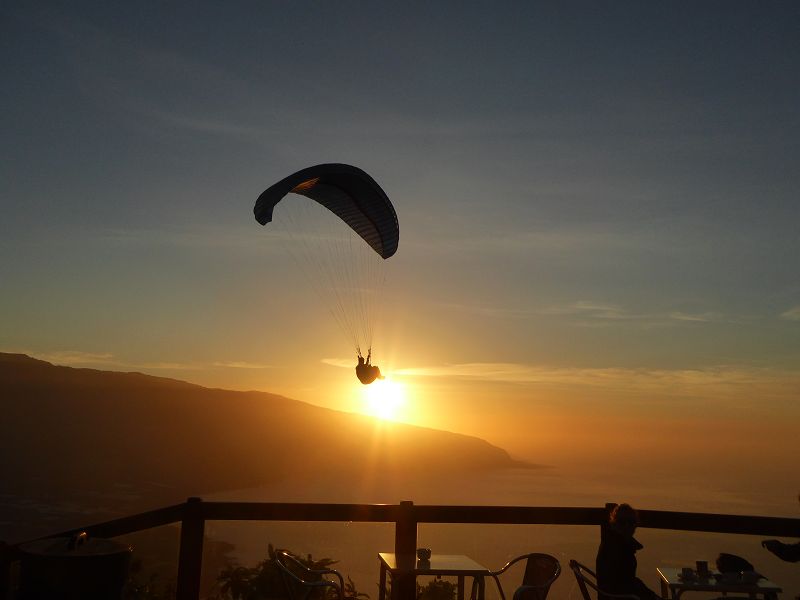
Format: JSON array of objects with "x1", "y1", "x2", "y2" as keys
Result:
[
  {"x1": 394, "y1": 570, "x2": 415, "y2": 600},
  {"x1": 660, "y1": 580, "x2": 668, "y2": 600},
  {"x1": 379, "y1": 563, "x2": 387, "y2": 600},
  {"x1": 458, "y1": 575, "x2": 465, "y2": 600},
  {"x1": 476, "y1": 576, "x2": 485, "y2": 600}
]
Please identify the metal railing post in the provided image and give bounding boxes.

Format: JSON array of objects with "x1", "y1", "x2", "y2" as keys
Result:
[
  {"x1": 394, "y1": 500, "x2": 417, "y2": 600},
  {"x1": 176, "y1": 497, "x2": 205, "y2": 600},
  {"x1": 0, "y1": 542, "x2": 10, "y2": 600}
]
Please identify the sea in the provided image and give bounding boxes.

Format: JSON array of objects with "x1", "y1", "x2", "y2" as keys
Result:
[{"x1": 202, "y1": 462, "x2": 800, "y2": 600}]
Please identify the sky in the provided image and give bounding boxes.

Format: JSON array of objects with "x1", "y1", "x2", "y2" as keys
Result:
[{"x1": 2, "y1": 2, "x2": 799, "y2": 466}]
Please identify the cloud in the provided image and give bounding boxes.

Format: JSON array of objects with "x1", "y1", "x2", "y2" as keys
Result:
[
  {"x1": 135, "y1": 362, "x2": 204, "y2": 370},
  {"x1": 391, "y1": 361, "x2": 800, "y2": 404},
  {"x1": 322, "y1": 358, "x2": 353, "y2": 369},
  {"x1": 541, "y1": 300, "x2": 638, "y2": 320},
  {"x1": 143, "y1": 109, "x2": 262, "y2": 140},
  {"x1": 211, "y1": 361, "x2": 276, "y2": 369},
  {"x1": 408, "y1": 228, "x2": 640, "y2": 257},
  {"x1": 33, "y1": 350, "x2": 117, "y2": 366},
  {"x1": 780, "y1": 306, "x2": 800, "y2": 321},
  {"x1": 446, "y1": 300, "x2": 731, "y2": 327},
  {"x1": 439, "y1": 300, "x2": 642, "y2": 322},
  {"x1": 396, "y1": 362, "x2": 550, "y2": 382},
  {"x1": 38, "y1": 352, "x2": 202, "y2": 371},
  {"x1": 668, "y1": 311, "x2": 722, "y2": 322},
  {"x1": 32, "y1": 9, "x2": 279, "y2": 141},
  {"x1": 434, "y1": 303, "x2": 537, "y2": 319},
  {"x1": 95, "y1": 225, "x2": 276, "y2": 255},
  {"x1": 17, "y1": 350, "x2": 273, "y2": 372}
]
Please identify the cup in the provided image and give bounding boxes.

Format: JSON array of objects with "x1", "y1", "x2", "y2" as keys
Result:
[{"x1": 696, "y1": 561, "x2": 709, "y2": 578}]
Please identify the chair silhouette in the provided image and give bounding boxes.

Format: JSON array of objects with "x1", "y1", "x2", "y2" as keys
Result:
[
  {"x1": 477, "y1": 553, "x2": 561, "y2": 600},
  {"x1": 569, "y1": 560, "x2": 640, "y2": 600},
  {"x1": 274, "y1": 549, "x2": 345, "y2": 600}
]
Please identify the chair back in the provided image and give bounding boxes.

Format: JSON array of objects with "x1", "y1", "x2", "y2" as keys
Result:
[
  {"x1": 521, "y1": 554, "x2": 561, "y2": 588},
  {"x1": 568, "y1": 560, "x2": 639, "y2": 600},
  {"x1": 274, "y1": 550, "x2": 344, "y2": 600},
  {"x1": 489, "y1": 553, "x2": 560, "y2": 600}
]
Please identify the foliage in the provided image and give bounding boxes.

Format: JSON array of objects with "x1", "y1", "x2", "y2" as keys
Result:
[
  {"x1": 417, "y1": 579, "x2": 456, "y2": 600},
  {"x1": 118, "y1": 526, "x2": 236, "y2": 599},
  {"x1": 345, "y1": 575, "x2": 370, "y2": 600},
  {"x1": 124, "y1": 557, "x2": 176, "y2": 600},
  {"x1": 383, "y1": 575, "x2": 457, "y2": 600},
  {"x1": 213, "y1": 543, "x2": 370, "y2": 600},
  {"x1": 121, "y1": 540, "x2": 454, "y2": 600}
]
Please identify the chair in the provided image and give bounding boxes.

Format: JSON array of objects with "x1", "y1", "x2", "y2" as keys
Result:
[
  {"x1": 477, "y1": 553, "x2": 561, "y2": 600},
  {"x1": 274, "y1": 549, "x2": 345, "y2": 600},
  {"x1": 568, "y1": 560, "x2": 640, "y2": 600}
]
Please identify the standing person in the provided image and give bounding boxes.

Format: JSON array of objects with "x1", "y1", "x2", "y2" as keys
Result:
[{"x1": 596, "y1": 503, "x2": 661, "y2": 600}]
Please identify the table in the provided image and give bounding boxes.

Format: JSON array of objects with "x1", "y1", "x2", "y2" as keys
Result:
[
  {"x1": 378, "y1": 553, "x2": 491, "y2": 600},
  {"x1": 657, "y1": 567, "x2": 782, "y2": 600}
]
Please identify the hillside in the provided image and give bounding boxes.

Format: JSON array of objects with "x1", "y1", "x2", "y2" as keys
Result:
[{"x1": 0, "y1": 353, "x2": 523, "y2": 541}]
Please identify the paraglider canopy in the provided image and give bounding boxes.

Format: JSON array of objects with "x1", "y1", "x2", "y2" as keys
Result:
[
  {"x1": 254, "y1": 163, "x2": 398, "y2": 383},
  {"x1": 254, "y1": 163, "x2": 399, "y2": 259}
]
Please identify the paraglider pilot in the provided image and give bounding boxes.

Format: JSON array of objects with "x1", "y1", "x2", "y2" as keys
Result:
[{"x1": 356, "y1": 349, "x2": 384, "y2": 385}]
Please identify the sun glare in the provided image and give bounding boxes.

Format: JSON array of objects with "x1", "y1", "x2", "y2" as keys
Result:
[{"x1": 363, "y1": 378, "x2": 406, "y2": 421}]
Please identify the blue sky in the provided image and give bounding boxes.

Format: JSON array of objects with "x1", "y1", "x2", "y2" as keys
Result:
[{"x1": 2, "y1": 2, "x2": 799, "y2": 457}]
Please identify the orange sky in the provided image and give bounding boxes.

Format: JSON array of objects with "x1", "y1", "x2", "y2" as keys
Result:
[{"x1": 3, "y1": 4, "x2": 799, "y2": 480}]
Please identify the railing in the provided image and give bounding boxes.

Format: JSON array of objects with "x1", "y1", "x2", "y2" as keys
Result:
[{"x1": 3, "y1": 499, "x2": 799, "y2": 600}]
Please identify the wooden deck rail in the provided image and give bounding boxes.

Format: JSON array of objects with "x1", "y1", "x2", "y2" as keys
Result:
[{"x1": 2, "y1": 499, "x2": 799, "y2": 600}]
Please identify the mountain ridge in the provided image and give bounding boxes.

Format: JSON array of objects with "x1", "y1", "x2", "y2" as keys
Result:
[{"x1": 0, "y1": 352, "x2": 529, "y2": 540}]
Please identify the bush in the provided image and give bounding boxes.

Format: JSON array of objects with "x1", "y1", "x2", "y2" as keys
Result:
[{"x1": 214, "y1": 544, "x2": 369, "y2": 600}]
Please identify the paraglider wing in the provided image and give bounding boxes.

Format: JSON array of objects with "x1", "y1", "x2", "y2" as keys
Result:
[{"x1": 254, "y1": 163, "x2": 399, "y2": 259}]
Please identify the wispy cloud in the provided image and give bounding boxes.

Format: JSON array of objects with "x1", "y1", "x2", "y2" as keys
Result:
[
  {"x1": 143, "y1": 109, "x2": 263, "y2": 140},
  {"x1": 780, "y1": 306, "x2": 800, "y2": 321},
  {"x1": 540, "y1": 301, "x2": 640, "y2": 321},
  {"x1": 32, "y1": 8, "x2": 282, "y2": 142},
  {"x1": 441, "y1": 300, "x2": 732, "y2": 327},
  {"x1": 34, "y1": 351, "x2": 202, "y2": 371},
  {"x1": 97, "y1": 225, "x2": 269, "y2": 251},
  {"x1": 322, "y1": 358, "x2": 353, "y2": 369},
  {"x1": 33, "y1": 350, "x2": 117, "y2": 366},
  {"x1": 408, "y1": 228, "x2": 641, "y2": 257},
  {"x1": 134, "y1": 361, "x2": 204, "y2": 370},
  {"x1": 211, "y1": 361, "x2": 276, "y2": 369},
  {"x1": 434, "y1": 303, "x2": 537, "y2": 319},
  {"x1": 13, "y1": 350, "x2": 274, "y2": 371},
  {"x1": 668, "y1": 311, "x2": 722, "y2": 322},
  {"x1": 391, "y1": 361, "x2": 800, "y2": 403}
]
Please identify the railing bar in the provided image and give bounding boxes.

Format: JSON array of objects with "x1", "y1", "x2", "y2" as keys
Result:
[
  {"x1": 36, "y1": 502, "x2": 186, "y2": 541},
  {"x1": 199, "y1": 501, "x2": 401, "y2": 522},
  {"x1": 6, "y1": 502, "x2": 800, "y2": 554},
  {"x1": 409, "y1": 505, "x2": 800, "y2": 535},
  {"x1": 638, "y1": 509, "x2": 800, "y2": 537},
  {"x1": 413, "y1": 506, "x2": 607, "y2": 525}
]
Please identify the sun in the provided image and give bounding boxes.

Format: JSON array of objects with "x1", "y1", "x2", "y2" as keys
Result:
[{"x1": 362, "y1": 378, "x2": 406, "y2": 421}]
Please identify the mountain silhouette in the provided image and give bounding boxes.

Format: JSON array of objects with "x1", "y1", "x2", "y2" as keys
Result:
[{"x1": 0, "y1": 353, "x2": 524, "y2": 540}]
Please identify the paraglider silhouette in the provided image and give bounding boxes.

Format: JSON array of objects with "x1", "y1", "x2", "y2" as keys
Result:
[
  {"x1": 254, "y1": 164, "x2": 398, "y2": 384},
  {"x1": 356, "y1": 349, "x2": 384, "y2": 385}
]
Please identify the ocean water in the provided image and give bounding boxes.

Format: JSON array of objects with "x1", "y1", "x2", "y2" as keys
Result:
[{"x1": 204, "y1": 463, "x2": 800, "y2": 600}]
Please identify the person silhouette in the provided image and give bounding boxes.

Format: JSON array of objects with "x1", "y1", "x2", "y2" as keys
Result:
[
  {"x1": 356, "y1": 350, "x2": 383, "y2": 385},
  {"x1": 596, "y1": 503, "x2": 661, "y2": 600},
  {"x1": 762, "y1": 495, "x2": 800, "y2": 563}
]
